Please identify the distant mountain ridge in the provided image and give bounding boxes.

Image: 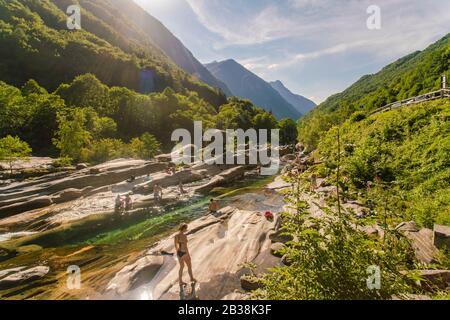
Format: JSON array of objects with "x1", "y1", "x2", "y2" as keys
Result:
[
  {"x1": 205, "y1": 59, "x2": 302, "y2": 120},
  {"x1": 270, "y1": 80, "x2": 316, "y2": 115}
]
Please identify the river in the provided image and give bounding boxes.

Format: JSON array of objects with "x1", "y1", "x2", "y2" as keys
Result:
[{"x1": 0, "y1": 175, "x2": 280, "y2": 300}]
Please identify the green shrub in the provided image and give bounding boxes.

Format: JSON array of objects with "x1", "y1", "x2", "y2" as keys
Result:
[
  {"x1": 83, "y1": 139, "x2": 132, "y2": 164},
  {"x1": 52, "y1": 156, "x2": 73, "y2": 168},
  {"x1": 316, "y1": 100, "x2": 450, "y2": 227},
  {"x1": 253, "y1": 183, "x2": 416, "y2": 300},
  {"x1": 0, "y1": 135, "x2": 32, "y2": 175}
]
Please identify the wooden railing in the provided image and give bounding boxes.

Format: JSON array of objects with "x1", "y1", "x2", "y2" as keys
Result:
[{"x1": 371, "y1": 88, "x2": 450, "y2": 115}]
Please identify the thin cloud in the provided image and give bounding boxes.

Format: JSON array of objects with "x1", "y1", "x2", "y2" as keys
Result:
[{"x1": 139, "y1": 0, "x2": 450, "y2": 103}]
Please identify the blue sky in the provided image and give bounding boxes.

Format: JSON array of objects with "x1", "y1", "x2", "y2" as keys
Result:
[{"x1": 135, "y1": 0, "x2": 450, "y2": 103}]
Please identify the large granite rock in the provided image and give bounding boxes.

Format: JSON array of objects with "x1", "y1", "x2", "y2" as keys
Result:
[
  {"x1": 0, "y1": 161, "x2": 165, "y2": 202},
  {"x1": 53, "y1": 187, "x2": 94, "y2": 203},
  {"x1": 133, "y1": 169, "x2": 204, "y2": 194},
  {"x1": 106, "y1": 255, "x2": 164, "y2": 296},
  {"x1": 270, "y1": 243, "x2": 285, "y2": 257},
  {"x1": 281, "y1": 154, "x2": 296, "y2": 162},
  {"x1": 76, "y1": 163, "x2": 89, "y2": 170},
  {"x1": 268, "y1": 229, "x2": 293, "y2": 244},
  {"x1": 107, "y1": 207, "x2": 275, "y2": 300},
  {"x1": 397, "y1": 222, "x2": 438, "y2": 264},
  {"x1": 418, "y1": 270, "x2": 450, "y2": 291},
  {"x1": 221, "y1": 291, "x2": 249, "y2": 300},
  {"x1": 0, "y1": 196, "x2": 53, "y2": 218},
  {"x1": 342, "y1": 201, "x2": 370, "y2": 217},
  {"x1": 396, "y1": 221, "x2": 419, "y2": 232},
  {"x1": 433, "y1": 224, "x2": 450, "y2": 250},
  {"x1": 0, "y1": 160, "x2": 166, "y2": 216},
  {"x1": 359, "y1": 225, "x2": 384, "y2": 239},
  {"x1": 240, "y1": 275, "x2": 261, "y2": 291},
  {"x1": 194, "y1": 166, "x2": 247, "y2": 193},
  {"x1": 0, "y1": 266, "x2": 49, "y2": 289},
  {"x1": 266, "y1": 176, "x2": 292, "y2": 190}
]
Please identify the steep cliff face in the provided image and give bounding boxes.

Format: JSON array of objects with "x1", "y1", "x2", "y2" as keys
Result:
[
  {"x1": 0, "y1": 0, "x2": 226, "y2": 104},
  {"x1": 107, "y1": 0, "x2": 232, "y2": 96}
]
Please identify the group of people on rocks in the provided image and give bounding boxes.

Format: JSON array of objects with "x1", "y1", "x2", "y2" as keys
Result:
[
  {"x1": 153, "y1": 181, "x2": 187, "y2": 204},
  {"x1": 165, "y1": 162, "x2": 177, "y2": 176},
  {"x1": 115, "y1": 178, "x2": 188, "y2": 216},
  {"x1": 115, "y1": 194, "x2": 133, "y2": 214},
  {"x1": 152, "y1": 181, "x2": 186, "y2": 202}
]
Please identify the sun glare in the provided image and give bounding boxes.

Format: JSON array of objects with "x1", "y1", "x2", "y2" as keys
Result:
[{"x1": 136, "y1": 0, "x2": 172, "y2": 10}]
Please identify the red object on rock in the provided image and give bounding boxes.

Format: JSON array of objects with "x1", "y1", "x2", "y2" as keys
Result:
[{"x1": 265, "y1": 211, "x2": 274, "y2": 220}]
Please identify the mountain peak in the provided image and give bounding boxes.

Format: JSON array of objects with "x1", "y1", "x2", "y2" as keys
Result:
[
  {"x1": 272, "y1": 80, "x2": 283, "y2": 85},
  {"x1": 270, "y1": 80, "x2": 316, "y2": 115},
  {"x1": 205, "y1": 60, "x2": 302, "y2": 120},
  {"x1": 206, "y1": 59, "x2": 240, "y2": 69},
  {"x1": 223, "y1": 58, "x2": 238, "y2": 64}
]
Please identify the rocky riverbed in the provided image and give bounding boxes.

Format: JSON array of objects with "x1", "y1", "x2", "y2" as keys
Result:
[
  {"x1": 3, "y1": 151, "x2": 447, "y2": 300},
  {"x1": 0, "y1": 156, "x2": 286, "y2": 299},
  {"x1": 106, "y1": 206, "x2": 281, "y2": 300}
]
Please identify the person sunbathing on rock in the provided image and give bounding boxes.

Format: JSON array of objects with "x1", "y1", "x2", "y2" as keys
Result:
[{"x1": 174, "y1": 223, "x2": 196, "y2": 287}]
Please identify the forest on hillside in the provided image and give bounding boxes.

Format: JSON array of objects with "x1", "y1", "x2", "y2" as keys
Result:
[
  {"x1": 299, "y1": 33, "x2": 450, "y2": 150},
  {"x1": 0, "y1": 74, "x2": 297, "y2": 164},
  {"x1": 0, "y1": 0, "x2": 298, "y2": 165}
]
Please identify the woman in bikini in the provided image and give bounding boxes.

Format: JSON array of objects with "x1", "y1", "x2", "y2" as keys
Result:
[{"x1": 174, "y1": 223, "x2": 196, "y2": 287}]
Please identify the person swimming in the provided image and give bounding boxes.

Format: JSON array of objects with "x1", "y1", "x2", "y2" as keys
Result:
[{"x1": 174, "y1": 223, "x2": 196, "y2": 287}]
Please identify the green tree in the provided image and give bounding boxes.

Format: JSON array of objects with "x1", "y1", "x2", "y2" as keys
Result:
[
  {"x1": 21, "y1": 79, "x2": 48, "y2": 96},
  {"x1": 0, "y1": 135, "x2": 32, "y2": 175},
  {"x1": 130, "y1": 133, "x2": 161, "y2": 159},
  {"x1": 298, "y1": 111, "x2": 336, "y2": 150},
  {"x1": 215, "y1": 98, "x2": 259, "y2": 130},
  {"x1": 279, "y1": 118, "x2": 298, "y2": 145},
  {"x1": 253, "y1": 112, "x2": 278, "y2": 130},
  {"x1": 84, "y1": 108, "x2": 117, "y2": 139},
  {"x1": 84, "y1": 139, "x2": 131, "y2": 164},
  {"x1": 53, "y1": 108, "x2": 91, "y2": 162},
  {"x1": 55, "y1": 74, "x2": 112, "y2": 116}
]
